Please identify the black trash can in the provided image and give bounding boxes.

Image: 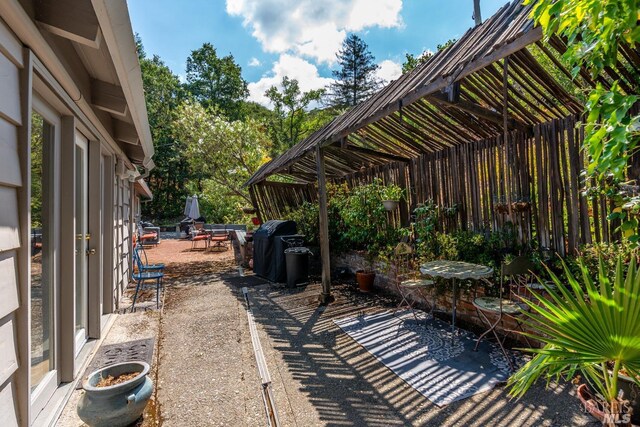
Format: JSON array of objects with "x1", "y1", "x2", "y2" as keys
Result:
[
  {"x1": 285, "y1": 247, "x2": 310, "y2": 288},
  {"x1": 253, "y1": 220, "x2": 297, "y2": 282}
]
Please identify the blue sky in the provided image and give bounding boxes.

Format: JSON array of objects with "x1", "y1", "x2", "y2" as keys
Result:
[{"x1": 128, "y1": 0, "x2": 508, "y2": 106}]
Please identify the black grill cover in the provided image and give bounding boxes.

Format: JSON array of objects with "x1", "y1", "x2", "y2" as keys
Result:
[{"x1": 252, "y1": 220, "x2": 297, "y2": 282}]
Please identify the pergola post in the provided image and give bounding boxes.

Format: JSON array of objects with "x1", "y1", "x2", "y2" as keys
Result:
[{"x1": 315, "y1": 146, "x2": 333, "y2": 304}]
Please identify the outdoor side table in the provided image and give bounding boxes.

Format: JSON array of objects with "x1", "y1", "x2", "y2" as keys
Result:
[{"x1": 419, "y1": 260, "x2": 493, "y2": 336}]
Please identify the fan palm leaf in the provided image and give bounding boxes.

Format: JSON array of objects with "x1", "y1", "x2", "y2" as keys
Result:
[{"x1": 508, "y1": 256, "x2": 640, "y2": 408}]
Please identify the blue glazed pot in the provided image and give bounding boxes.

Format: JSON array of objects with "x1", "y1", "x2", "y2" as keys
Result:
[{"x1": 77, "y1": 361, "x2": 153, "y2": 427}]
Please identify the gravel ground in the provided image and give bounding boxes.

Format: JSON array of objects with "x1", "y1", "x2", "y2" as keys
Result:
[
  {"x1": 58, "y1": 239, "x2": 600, "y2": 426},
  {"x1": 148, "y1": 241, "x2": 264, "y2": 426}
]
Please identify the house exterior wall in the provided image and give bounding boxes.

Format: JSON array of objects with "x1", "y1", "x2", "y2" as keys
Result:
[
  {"x1": 0, "y1": 19, "x2": 24, "y2": 425},
  {"x1": 0, "y1": 3, "x2": 153, "y2": 425}
]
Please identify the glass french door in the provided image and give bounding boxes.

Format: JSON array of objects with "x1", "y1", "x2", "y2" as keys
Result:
[
  {"x1": 30, "y1": 98, "x2": 60, "y2": 415},
  {"x1": 75, "y1": 134, "x2": 89, "y2": 353}
]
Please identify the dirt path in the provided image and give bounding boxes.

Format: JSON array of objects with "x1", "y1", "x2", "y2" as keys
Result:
[{"x1": 146, "y1": 241, "x2": 264, "y2": 427}]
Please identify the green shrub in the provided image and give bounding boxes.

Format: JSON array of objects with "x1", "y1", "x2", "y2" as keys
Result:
[{"x1": 285, "y1": 180, "x2": 409, "y2": 257}]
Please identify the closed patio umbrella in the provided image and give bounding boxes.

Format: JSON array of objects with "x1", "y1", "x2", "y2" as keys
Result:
[
  {"x1": 184, "y1": 195, "x2": 193, "y2": 216},
  {"x1": 188, "y1": 195, "x2": 200, "y2": 220}
]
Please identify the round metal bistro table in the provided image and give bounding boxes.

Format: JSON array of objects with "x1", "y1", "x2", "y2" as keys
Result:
[{"x1": 420, "y1": 260, "x2": 493, "y2": 336}]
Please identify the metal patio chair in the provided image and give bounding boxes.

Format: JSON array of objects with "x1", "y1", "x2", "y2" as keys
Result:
[
  {"x1": 134, "y1": 244, "x2": 165, "y2": 272},
  {"x1": 392, "y1": 242, "x2": 435, "y2": 323},
  {"x1": 190, "y1": 226, "x2": 210, "y2": 250},
  {"x1": 131, "y1": 248, "x2": 164, "y2": 311},
  {"x1": 472, "y1": 255, "x2": 533, "y2": 370}
]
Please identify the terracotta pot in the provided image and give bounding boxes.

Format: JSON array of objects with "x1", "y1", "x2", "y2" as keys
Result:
[
  {"x1": 382, "y1": 200, "x2": 399, "y2": 211},
  {"x1": 356, "y1": 270, "x2": 375, "y2": 292},
  {"x1": 577, "y1": 384, "x2": 637, "y2": 426}
]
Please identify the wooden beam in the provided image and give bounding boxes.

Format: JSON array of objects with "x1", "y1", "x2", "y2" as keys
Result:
[
  {"x1": 427, "y1": 91, "x2": 528, "y2": 132},
  {"x1": 92, "y1": 79, "x2": 128, "y2": 117},
  {"x1": 114, "y1": 120, "x2": 138, "y2": 145},
  {"x1": 333, "y1": 143, "x2": 411, "y2": 163},
  {"x1": 315, "y1": 146, "x2": 333, "y2": 304},
  {"x1": 35, "y1": 0, "x2": 101, "y2": 48},
  {"x1": 326, "y1": 26, "x2": 542, "y2": 147}
]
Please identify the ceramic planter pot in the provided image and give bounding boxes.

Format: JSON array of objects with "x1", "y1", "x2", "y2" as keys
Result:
[
  {"x1": 382, "y1": 200, "x2": 399, "y2": 211},
  {"x1": 591, "y1": 366, "x2": 640, "y2": 424},
  {"x1": 356, "y1": 270, "x2": 375, "y2": 292},
  {"x1": 577, "y1": 384, "x2": 638, "y2": 426},
  {"x1": 77, "y1": 361, "x2": 153, "y2": 427},
  {"x1": 619, "y1": 373, "x2": 640, "y2": 424}
]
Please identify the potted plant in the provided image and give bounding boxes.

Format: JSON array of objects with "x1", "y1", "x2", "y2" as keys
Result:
[
  {"x1": 508, "y1": 257, "x2": 640, "y2": 426},
  {"x1": 380, "y1": 185, "x2": 404, "y2": 211},
  {"x1": 356, "y1": 250, "x2": 377, "y2": 292},
  {"x1": 77, "y1": 361, "x2": 153, "y2": 427}
]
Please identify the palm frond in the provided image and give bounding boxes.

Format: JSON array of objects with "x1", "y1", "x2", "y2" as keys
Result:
[{"x1": 508, "y1": 255, "x2": 640, "y2": 403}]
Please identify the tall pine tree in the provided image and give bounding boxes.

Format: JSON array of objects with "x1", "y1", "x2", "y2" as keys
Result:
[{"x1": 328, "y1": 34, "x2": 381, "y2": 108}]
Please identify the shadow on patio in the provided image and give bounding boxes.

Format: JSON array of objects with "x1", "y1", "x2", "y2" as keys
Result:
[{"x1": 226, "y1": 278, "x2": 595, "y2": 426}]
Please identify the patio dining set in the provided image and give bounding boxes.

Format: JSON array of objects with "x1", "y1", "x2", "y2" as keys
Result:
[{"x1": 392, "y1": 243, "x2": 550, "y2": 371}]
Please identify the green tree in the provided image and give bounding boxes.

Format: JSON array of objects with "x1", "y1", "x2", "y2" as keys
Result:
[
  {"x1": 239, "y1": 101, "x2": 275, "y2": 124},
  {"x1": 138, "y1": 39, "x2": 192, "y2": 223},
  {"x1": 265, "y1": 76, "x2": 325, "y2": 154},
  {"x1": 172, "y1": 101, "x2": 271, "y2": 205},
  {"x1": 527, "y1": 0, "x2": 640, "y2": 241},
  {"x1": 328, "y1": 34, "x2": 381, "y2": 107},
  {"x1": 185, "y1": 43, "x2": 249, "y2": 119},
  {"x1": 402, "y1": 39, "x2": 457, "y2": 73}
]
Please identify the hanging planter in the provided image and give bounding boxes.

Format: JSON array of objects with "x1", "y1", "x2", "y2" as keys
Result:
[
  {"x1": 494, "y1": 203, "x2": 509, "y2": 215},
  {"x1": 511, "y1": 201, "x2": 531, "y2": 212},
  {"x1": 380, "y1": 184, "x2": 404, "y2": 212},
  {"x1": 382, "y1": 200, "x2": 399, "y2": 211},
  {"x1": 242, "y1": 206, "x2": 257, "y2": 214}
]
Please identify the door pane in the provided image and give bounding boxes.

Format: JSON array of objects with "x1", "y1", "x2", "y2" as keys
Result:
[
  {"x1": 75, "y1": 142, "x2": 88, "y2": 339},
  {"x1": 31, "y1": 112, "x2": 54, "y2": 390}
]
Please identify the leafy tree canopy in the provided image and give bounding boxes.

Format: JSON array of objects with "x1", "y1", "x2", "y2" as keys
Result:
[
  {"x1": 265, "y1": 76, "x2": 325, "y2": 154},
  {"x1": 527, "y1": 0, "x2": 640, "y2": 241},
  {"x1": 172, "y1": 101, "x2": 271, "y2": 205},
  {"x1": 138, "y1": 39, "x2": 193, "y2": 222},
  {"x1": 402, "y1": 39, "x2": 457, "y2": 73},
  {"x1": 185, "y1": 43, "x2": 249, "y2": 120},
  {"x1": 328, "y1": 34, "x2": 382, "y2": 108}
]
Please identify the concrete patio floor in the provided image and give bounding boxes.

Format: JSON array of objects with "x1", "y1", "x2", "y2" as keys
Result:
[{"x1": 58, "y1": 239, "x2": 597, "y2": 426}]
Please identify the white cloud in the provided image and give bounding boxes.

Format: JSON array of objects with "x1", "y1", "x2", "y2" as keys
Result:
[
  {"x1": 248, "y1": 57, "x2": 261, "y2": 67},
  {"x1": 247, "y1": 54, "x2": 334, "y2": 107},
  {"x1": 226, "y1": 0, "x2": 403, "y2": 64},
  {"x1": 376, "y1": 59, "x2": 402, "y2": 84}
]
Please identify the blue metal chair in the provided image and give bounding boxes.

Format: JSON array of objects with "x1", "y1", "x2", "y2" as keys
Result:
[
  {"x1": 131, "y1": 248, "x2": 164, "y2": 311},
  {"x1": 134, "y1": 244, "x2": 165, "y2": 271}
]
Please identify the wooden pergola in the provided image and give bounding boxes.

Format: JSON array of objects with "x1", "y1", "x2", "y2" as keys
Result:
[{"x1": 246, "y1": 0, "x2": 640, "y2": 302}]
